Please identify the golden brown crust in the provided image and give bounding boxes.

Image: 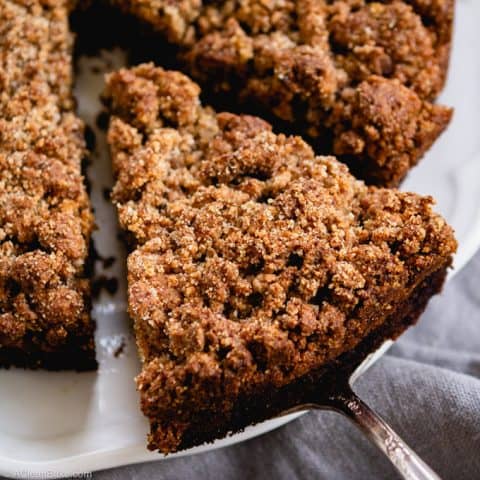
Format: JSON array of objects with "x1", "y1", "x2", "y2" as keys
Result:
[
  {"x1": 110, "y1": 0, "x2": 454, "y2": 186},
  {"x1": 104, "y1": 65, "x2": 457, "y2": 452},
  {"x1": 0, "y1": 0, "x2": 95, "y2": 369}
]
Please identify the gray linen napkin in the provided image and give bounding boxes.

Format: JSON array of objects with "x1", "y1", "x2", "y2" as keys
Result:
[{"x1": 91, "y1": 251, "x2": 480, "y2": 480}]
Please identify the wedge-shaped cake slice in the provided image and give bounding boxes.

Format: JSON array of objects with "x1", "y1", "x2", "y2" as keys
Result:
[
  {"x1": 0, "y1": 0, "x2": 95, "y2": 370},
  {"x1": 104, "y1": 64, "x2": 456, "y2": 453},
  {"x1": 108, "y1": 0, "x2": 454, "y2": 186}
]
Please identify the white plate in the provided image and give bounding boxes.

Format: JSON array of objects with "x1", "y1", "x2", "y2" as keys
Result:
[{"x1": 1, "y1": 2, "x2": 480, "y2": 478}]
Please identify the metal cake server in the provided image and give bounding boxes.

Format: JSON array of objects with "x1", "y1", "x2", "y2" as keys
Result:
[{"x1": 279, "y1": 343, "x2": 441, "y2": 480}]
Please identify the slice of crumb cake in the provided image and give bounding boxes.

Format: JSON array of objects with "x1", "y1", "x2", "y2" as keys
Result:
[
  {"x1": 103, "y1": 64, "x2": 456, "y2": 453},
  {"x1": 0, "y1": 0, "x2": 95, "y2": 370}
]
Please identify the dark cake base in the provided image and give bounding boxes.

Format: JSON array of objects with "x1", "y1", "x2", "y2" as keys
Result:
[{"x1": 0, "y1": 336, "x2": 97, "y2": 372}]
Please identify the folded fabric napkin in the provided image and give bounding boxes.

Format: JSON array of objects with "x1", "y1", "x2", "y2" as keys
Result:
[{"x1": 91, "y1": 251, "x2": 480, "y2": 480}]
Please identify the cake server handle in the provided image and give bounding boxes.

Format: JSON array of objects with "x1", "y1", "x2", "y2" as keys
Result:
[
  {"x1": 282, "y1": 381, "x2": 441, "y2": 480},
  {"x1": 313, "y1": 385, "x2": 441, "y2": 480}
]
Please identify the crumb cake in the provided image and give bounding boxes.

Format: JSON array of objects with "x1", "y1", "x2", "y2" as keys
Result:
[
  {"x1": 108, "y1": 0, "x2": 454, "y2": 186},
  {"x1": 103, "y1": 64, "x2": 457, "y2": 453},
  {"x1": 0, "y1": 0, "x2": 96, "y2": 370}
]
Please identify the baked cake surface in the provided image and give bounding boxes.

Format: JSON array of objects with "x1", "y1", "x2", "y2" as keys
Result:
[
  {"x1": 108, "y1": 0, "x2": 454, "y2": 186},
  {"x1": 104, "y1": 64, "x2": 457, "y2": 453},
  {"x1": 0, "y1": 0, "x2": 96, "y2": 370}
]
